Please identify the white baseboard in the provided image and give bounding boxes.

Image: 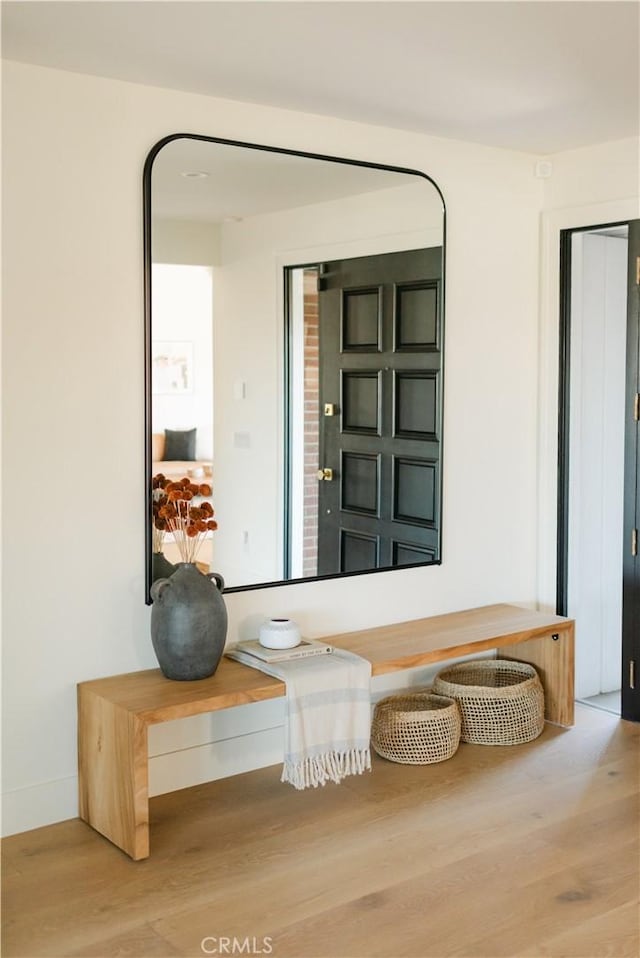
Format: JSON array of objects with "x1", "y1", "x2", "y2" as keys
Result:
[
  {"x1": 2, "y1": 775, "x2": 79, "y2": 837},
  {"x1": 149, "y1": 726, "x2": 285, "y2": 796},
  {"x1": 1, "y1": 728, "x2": 286, "y2": 837},
  {"x1": 2, "y1": 653, "x2": 494, "y2": 836}
]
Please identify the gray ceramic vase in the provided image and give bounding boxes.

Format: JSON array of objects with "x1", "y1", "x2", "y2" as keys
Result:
[
  {"x1": 152, "y1": 551, "x2": 176, "y2": 584},
  {"x1": 150, "y1": 563, "x2": 227, "y2": 681}
]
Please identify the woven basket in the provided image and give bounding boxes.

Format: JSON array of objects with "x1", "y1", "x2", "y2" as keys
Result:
[
  {"x1": 371, "y1": 691, "x2": 461, "y2": 764},
  {"x1": 433, "y1": 660, "x2": 544, "y2": 746}
]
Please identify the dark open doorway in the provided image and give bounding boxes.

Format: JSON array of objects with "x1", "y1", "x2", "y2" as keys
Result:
[{"x1": 558, "y1": 219, "x2": 640, "y2": 723}]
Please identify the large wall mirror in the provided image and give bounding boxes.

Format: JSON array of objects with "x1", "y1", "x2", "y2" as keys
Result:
[{"x1": 144, "y1": 134, "x2": 445, "y2": 602}]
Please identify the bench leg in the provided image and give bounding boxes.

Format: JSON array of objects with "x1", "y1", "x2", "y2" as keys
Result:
[
  {"x1": 78, "y1": 686, "x2": 150, "y2": 860},
  {"x1": 502, "y1": 625, "x2": 575, "y2": 727}
]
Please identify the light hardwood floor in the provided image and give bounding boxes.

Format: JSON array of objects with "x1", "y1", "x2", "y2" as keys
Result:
[{"x1": 2, "y1": 705, "x2": 638, "y2": 958}]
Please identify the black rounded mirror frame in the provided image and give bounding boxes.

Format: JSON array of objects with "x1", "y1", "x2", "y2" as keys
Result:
[{"x1": 144, "y1": 133, "x2": 446, "y2": 604}]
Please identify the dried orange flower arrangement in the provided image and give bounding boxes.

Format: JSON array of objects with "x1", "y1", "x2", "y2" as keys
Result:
[{"x1": 152, "y1": 474, "x2": 217, "y2": 564}]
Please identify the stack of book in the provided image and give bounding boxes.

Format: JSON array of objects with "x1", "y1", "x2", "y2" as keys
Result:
[{"x1": 225, "y1": 637, "x2": 333, "y2": 667}]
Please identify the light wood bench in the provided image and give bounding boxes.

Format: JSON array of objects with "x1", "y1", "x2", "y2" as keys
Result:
[{"x1": 77, "y1": 603, "x2": 574, "y2": 860}]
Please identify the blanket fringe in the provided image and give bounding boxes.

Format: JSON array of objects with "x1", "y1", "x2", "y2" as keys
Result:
[{"x1": 282, "y1": 748, "x2": 372, "y2": 790}]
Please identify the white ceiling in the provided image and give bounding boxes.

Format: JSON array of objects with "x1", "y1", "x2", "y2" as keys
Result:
[{"x1": 2, "y1": 1, "x2": 639, "y2": 155}]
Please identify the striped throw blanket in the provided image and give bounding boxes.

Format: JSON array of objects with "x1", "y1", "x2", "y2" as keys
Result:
[{"x1": 236, "y1": 648, "x2": 372, "y2": 789}]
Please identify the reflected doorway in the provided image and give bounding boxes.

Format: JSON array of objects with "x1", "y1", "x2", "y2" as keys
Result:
[{"x1": 286, "y1": 247, "x2": 443, "y2": 579}]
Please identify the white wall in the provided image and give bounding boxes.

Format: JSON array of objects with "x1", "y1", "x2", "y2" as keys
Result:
[
  {"x1": 542, "y1": 138, "x2": 640, "y2": 213},
  {"x1": 2, "y1": 60, "x2": 543, "y2": 835},
  {"x1": 152, "y1": 217, "x2": 220, "y2": 267},
  {"x1": 536, "y1": 138, "x2": 640, "y2": 611}
]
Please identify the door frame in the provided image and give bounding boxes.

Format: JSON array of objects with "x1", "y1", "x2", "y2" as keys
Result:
[
  {"x1": 556, "y1": 219, "x2": 630, "y2": 616},
  {"x1": 557, "y1": 217, "x2": 638, "y2": 719},
  {"x1": 622, "y1": 221, "x2": 640, "y2": 722}
]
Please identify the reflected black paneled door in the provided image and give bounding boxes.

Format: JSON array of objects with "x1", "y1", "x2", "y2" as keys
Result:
[{"x1": 316, "y1": 248, "x2": 442, "y2": 575}]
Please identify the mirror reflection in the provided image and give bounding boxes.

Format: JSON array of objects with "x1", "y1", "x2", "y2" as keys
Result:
[{"x1": 145, "y1": 136, "x2": 445, "y2": 598}]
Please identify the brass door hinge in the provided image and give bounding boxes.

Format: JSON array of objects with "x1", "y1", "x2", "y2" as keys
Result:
[
  {"x1": 636, "y1": 256, "x2": 640, "y2": 286},
  {"x1": 635, "y1": 393, "x2": 640, "y2": 422},
  {"x1": 633, "y1": 528, "x2": 638, "y2": 557},
  {"x1": 630, "y1": 660, "x2": 636, "y2": 691}
]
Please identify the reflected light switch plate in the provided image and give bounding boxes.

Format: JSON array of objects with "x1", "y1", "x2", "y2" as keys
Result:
[
  {"x1": 234, "y1": 380, "x2": 246, "y2": 400},
  {"x1": 234, "y1": 431, "x2": 251, "y2": 449}
]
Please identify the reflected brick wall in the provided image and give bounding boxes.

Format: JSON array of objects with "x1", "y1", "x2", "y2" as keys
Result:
[{"x1": 303, "y1": 269, "x2": 319, "y2": 577}]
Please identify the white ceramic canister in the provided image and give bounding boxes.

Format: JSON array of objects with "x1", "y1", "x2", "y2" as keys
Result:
[{"x1": 258, "y1": 618, "x2": 301, "y2": 649}]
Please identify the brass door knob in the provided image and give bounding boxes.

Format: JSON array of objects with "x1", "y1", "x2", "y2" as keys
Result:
[{"x1": 316, "y1": 468, "x2": 333, "y2": 481}]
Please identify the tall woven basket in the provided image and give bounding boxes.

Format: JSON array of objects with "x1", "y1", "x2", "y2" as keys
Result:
[
  {"x1": 371, "y1": 691, "x2": 461, "y2": 764},
  {"x1": 433, "y1": 660, "x2": 544, "y2": 746}
]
